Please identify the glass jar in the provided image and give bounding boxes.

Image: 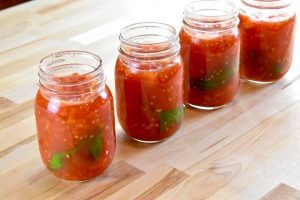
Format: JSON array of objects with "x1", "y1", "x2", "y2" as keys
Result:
[
  {"x1": 115, "y1": 22, "x2": 184, "y2": 143},
  {"x1": 34, "y1": 51, "x2": 116, "y2": 181},
  {"x1": 180, "y1": 0, "x2": 240, "y2": 110},
  {"x1": 239, "y1": 0, "x2": 296, "y2": 83}
]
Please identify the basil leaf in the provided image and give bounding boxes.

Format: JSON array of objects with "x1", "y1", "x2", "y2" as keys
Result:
[
  {"x1": 196, "y1": 79, "x2": 219, "y2": 90},
  {"x1": 89, "y1": 134, "x2": 102, "y2": 160},
  {"x1": 159, "y1": 106, "x2": 184, "y2": 132},
  {"x1": 49, "y1": 152, "x2": 66, "y2": 170},
  {"x1": 274, "y1": 64, "x2": 285, "y2": 75},
  {"x1": 48, "y1": 129, "x2": 103, "y2": 170},
  {"x1": 190, "y1": 67, "x2": 234, "y2": 91}
]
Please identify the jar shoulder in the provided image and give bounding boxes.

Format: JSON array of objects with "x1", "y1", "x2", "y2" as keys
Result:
[{"x1": 240, "y1": 5, "x2": 296, "y2": 22}]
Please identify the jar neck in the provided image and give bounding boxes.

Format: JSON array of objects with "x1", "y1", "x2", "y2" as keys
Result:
[
  {"x1": 241, "y1": 0, "x2": 292, "y2": 9},
  {"x1": 119, "y1": 22, "x2": 180, "y2": 61},
  {"x1": 38, "y1": 51, "x2": 105, "y2": 98},
  {"x1": 183, "y1": 0, "x2": 239, "y2": 33}
]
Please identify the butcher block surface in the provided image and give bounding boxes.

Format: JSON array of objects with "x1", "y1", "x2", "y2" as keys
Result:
[{"x1": 1, "y1": 0, "x2": 300, "y2": 199}]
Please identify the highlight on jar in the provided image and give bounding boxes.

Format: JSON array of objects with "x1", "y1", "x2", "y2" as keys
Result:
[
  {"x1": 115, "y1": 22, "x2": 185, "y2": 143},
  {"x1": 34, "y1": 51, "x2": 116, "y2": 181},
  {"x1": 238, "y1": 0, "x2": 296, "y2": 84},
  {"x1": 180, "y1": 0, "x2": 240, "y2": 110}
]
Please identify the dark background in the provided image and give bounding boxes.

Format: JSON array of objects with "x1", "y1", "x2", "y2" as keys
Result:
[{"x1": 0, "y1": 0, "x2": 31, "y2": 10}]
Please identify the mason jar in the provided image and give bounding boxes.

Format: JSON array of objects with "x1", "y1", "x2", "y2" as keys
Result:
[
  {"x1": 180, "y1": 0, "x2": 240, "y2": 110},
  {"x1": 115, "y1": 22, "x2": 185, "y2": 143},
  {"x1": 239, "y1": 0, "x2": 296, "y2": 83},
  {"x1": 34, "y1": 51, "x2": 116, "y2": 181}
]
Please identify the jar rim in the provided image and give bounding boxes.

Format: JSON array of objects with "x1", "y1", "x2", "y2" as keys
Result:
[
  {"x1": 38, "y1": 50, "x2": 106, "y2": 97},
  {"x1": 184, "y1": 0, "x2": 238, "y2": 22},
  {"x1": 119, "y1": 22, "x2": 180, "y2": 61},
  {"x1": 241, "y1": 0, "x2": 292, "y2": 9},
  {"x1": 183, "y1": 0, "x2": 239, "y2": 32},
  {"x1": 39, "y1": 50, "x2": 102, "y2": 78},
  {"x1": 119, "y1": 22, "x2": 178, "y2": 47}
]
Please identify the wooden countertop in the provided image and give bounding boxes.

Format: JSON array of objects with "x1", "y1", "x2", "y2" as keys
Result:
[{"x1": 1, "y1": 0, "x2": 300, "y2": 199}]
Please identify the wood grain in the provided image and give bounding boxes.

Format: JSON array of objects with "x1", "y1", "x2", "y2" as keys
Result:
[
  {"x1": 56, "y1": 161, "x2": 145, "y2": 200},
  {"x1": 135, "y1": 168, "x2": 189, "y2": 200},
  {"x1": 0, "y1": 96, "x2": 15, "y2": 109},
  {"x1": 0, "y1": 0, "x2": 300, "y2": 199},
  {"x1": 261, "y1": 184, "x2": 300, "y2": 200}
]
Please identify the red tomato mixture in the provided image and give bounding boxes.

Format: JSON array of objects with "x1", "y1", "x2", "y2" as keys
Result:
[
  {"x1": 35, "y1": 74, "x2": 115, "y2": 181},
  {"x1": 239, "y1": 13, "x2": 296, "y2": 82},
  {"x1": 115, "y1": 57, "x2": 184, "y2": 142},
  {"x1": 179, "y1": 29, "x2": 240, "y2": 108}
]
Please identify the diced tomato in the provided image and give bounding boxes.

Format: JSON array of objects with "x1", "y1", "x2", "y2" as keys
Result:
[
  {"x1": 239, "y1": 13, "x2": 296, "y2": 82},
  {"x1": 179, "y1": 28, "x2": 240, "y2": 108},
  {"x1": 115, "y1": 56, "x2": 184, "y2": 142},
  {"x1": 35, "y1": 74, "x2": 116, "y2": 181}
]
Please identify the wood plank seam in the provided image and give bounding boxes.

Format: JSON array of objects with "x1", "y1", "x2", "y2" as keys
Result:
[
  {"x1": 0, "y1": 134, "x2": 36, "y2": 158},
  {"x1": 135, "y1": 168, "x2": 189, "y2": 200},
  {"x1": 261, "y1": 183, "x2": 300, "y2": 200},
  {"x1": 0, "y1": 99, "x2": 33, "y2": 121},
  {"x1": 55, "y1": 161, "x2": 145, "y2": 200},
  {"x1": 0, "y1": 96, "x2": 16, "y2": 111}
]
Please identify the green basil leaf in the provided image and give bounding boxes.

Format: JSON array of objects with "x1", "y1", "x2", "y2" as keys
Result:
[
  {"x1": 191, "y1": 67, "x2": 234, "y2": 91},
  {"x1": 49, "y1": 152, "x2": 66, "y2": 170},
  {"x1": 274, "y1": 64, "x2": 285, "y2": 75},
  {"x1": 159, "y1": 106, "x2": 184, "y2": 132},
  {"x1": 196, "y1": 79, "x2": 219, "y2": 90},
  {"x1": 49, "y1": 129, "x2": 103, "y2": 170},
  {"x1": 89, "y1": 134, "x2": 102, "y2": 160}
]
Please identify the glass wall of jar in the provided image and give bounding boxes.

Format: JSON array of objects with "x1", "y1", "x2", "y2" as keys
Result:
[
  {"x1": 180, "y1": 0, "x2": 240, "y2": 110},
  {"x1": 35, "y1": 51, "x2": 116, "y2": 181},
  {"x1": 115, "y1": 22, "x2": 184, "y2": 143},
  {"x1": 239, "y1": 0, "x2": 296, "y2": 83}
]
